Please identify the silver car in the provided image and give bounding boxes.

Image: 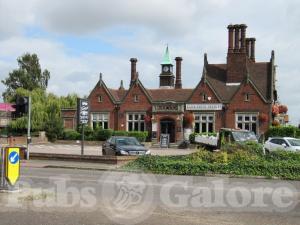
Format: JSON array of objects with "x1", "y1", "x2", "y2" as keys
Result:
[{"x1": 264, "y1": 137, "x2": 300, "y2": 152}]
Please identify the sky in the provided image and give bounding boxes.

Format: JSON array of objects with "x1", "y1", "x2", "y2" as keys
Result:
[{"x1": 0, "y1": 0, "x2": 299, "y2": 125}]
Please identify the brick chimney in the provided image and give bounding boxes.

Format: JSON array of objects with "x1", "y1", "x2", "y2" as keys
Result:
[
  {"x1": 234, "y1": 25, "x2": 240, "y2": 52},
  {"x1": 240, "y1": 24, "x2": 247, "y2": 53},
  {"x1": 245, "y1": 38, "x2": 256, "y2": 61},
  {"x1": 227, "y1": 24, "x2": 234, "y2": 53},
  {"x1": 226, "y1": 24, "x2": 248, "y2": 83},
  {"x1": 249, "y1": 38, "x2": 256, "y2": 62},
  {"x1": 246, "y1": 38, "x2": 251, "y2": 57},
  {"x1": 130, "y1": 58, "x2": 137, "y2": 86},
  {"x1": 175, "y1": 57, "x2": 182, "y2": 89}
]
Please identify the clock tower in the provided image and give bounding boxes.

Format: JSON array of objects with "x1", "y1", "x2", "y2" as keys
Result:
[{"x1": 159, "y1": 46, "x2": 174, "y2": 88}]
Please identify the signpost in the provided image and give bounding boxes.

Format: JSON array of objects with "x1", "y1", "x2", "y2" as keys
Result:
[
  {"x1": 0, "y1": 147, "x2": 20, "y2": 190},
  {"x1": 6, "y1": 148, "x2": 20, "y2": 186},
  {"x1": 77, "y1": 98, "x2": 89, "y2": 156}
]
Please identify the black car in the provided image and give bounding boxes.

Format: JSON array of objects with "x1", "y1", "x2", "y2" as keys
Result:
[{"x1": 102, "y1": 136, "x2": 151, "y2": 156}]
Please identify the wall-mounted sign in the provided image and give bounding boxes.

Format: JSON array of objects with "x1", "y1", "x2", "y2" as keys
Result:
[
  {"x1": 153, "y1": 103, "x2": 184, "y2": 113},
  {"x1": 186, "y1": 104, "x2": 223, "y2": 111},
  {"x1": 77, "y1": 98, "x2": 89, "y2": 124}
]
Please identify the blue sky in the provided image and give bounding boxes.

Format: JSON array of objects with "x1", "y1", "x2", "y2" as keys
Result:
[{"x1": 0, "y1": 0, "x2": 300, "y2": 125}]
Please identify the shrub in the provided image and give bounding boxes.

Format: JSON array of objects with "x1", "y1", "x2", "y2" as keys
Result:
[
  {"x1": 94, "y1": 129, "x2": 113, "y2": 141},
  {"x1": 82, "y1": 125, "x2": 94, "y2": 141},
  {"x1": 113, "y1": 130, "x2": 128, "y2": 136},
  {"x1": 229, "y1": 150, "x2": 260, "y2": 162},
  {"x1": 63, "y1": 129, "x2": 81, "y2": 140},
  {"x1": 266, "y1": 126, "x2": 300, "y2": 139},
  {"x1": 189, "y1": 133, "x2": 196, "y2": 143},
  {"x1": 266, "y1": 150, "x2": 300, "y2": 162},
  {"x1": 213, "y1": 152, "x2": 228, "y2": 164},
  {"x1": 188, "y1": 149, "x2": 214, "y2": 162},
  {"x1": 128, "y1": 131, "x2": 148, "y2": 142}
]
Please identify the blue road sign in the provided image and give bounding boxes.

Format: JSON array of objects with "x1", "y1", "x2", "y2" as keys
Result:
[{"x1": 8, "y1": 151, "x2": 19, "y2": 164}]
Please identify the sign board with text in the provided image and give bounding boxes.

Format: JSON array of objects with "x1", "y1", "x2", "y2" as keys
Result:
[
  {"x1": 5, "y1": 147, "x2": 20, "y2": 186},
  {"x1": 160, "y1": 134, "x2": 170, "y2": 148},
  {"x1": 77, "y1": 98, "x2": 89, "y2": 125},
  {"x1": 186, "y1": 104, "x2": 223, "y2": 111}
]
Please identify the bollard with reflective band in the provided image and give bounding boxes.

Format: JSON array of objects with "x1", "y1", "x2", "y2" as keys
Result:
[{"x1": 5, "y1": 147, "x2": 20, "y2": 186}]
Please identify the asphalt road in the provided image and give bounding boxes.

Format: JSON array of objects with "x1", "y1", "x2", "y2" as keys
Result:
[{"x1": 0, "y1": 167, "x2": 300, "y2": 225}]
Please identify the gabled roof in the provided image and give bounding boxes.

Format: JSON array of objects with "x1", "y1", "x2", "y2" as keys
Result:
[
  {"x1": 204, "y1": 62, "x2": 272, "y2": 103},
  {"x1": 88, "y1": 79, "x2": 117, "y2": 104}
]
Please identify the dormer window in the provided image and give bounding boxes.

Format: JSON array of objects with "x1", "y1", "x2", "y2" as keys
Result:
[
  {"x1": 134, "y1": 94, "x2": 139, "y2": 103},
  {"x1": 98, "y1": 95, "x2": 102, "y2": 102}
]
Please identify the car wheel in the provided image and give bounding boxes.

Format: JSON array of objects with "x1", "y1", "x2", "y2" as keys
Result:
[{"x1": 265, "y1": 149, "x2": 270, "y2": 154}]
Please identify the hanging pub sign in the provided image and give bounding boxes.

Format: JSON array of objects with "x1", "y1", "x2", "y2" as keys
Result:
[{"x1": 77, "y1": 98, "x2": 89, "y2": 125}]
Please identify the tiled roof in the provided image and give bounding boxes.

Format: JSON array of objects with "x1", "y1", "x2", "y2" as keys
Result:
[
  {"x1": 206, "y1": 62, "x2": 271, "y2": 102},
  {"x1": 248, "y1": 62, "x2": 271, "y2": 100},
  {"x1": 107, "y1": 88, "x2": 193, "y2": 102},
  {"x1": 107, "y1": 88, "x2": 128, "y2": 102},
  {"x1": 148, "y1": 89, "x2": 193, "y2": 102}
]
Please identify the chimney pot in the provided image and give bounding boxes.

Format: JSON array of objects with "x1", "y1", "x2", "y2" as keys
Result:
[
  {"x1": 234, "y1": 25, "x2": 240, "y2": 52},
  {"x1": 249, "y1": 38, "x2": 256, "y2": 61},
  {"x1": 240, "y1": 24, "x2": 247, "y2": 53},
  {"x1": 175, "y1": 57, "x2": 182, "y2": 89},
  {"x1": 227, "y1": 24, "x2": 234, "y2": 53},
  {"x1": 130, "y1": 58, "x2": 138, "y2": 86}
]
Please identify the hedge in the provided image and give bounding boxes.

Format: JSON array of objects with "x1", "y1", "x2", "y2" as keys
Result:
[
  {"x1": 63, "y1": 129, "x2": 81, "y2": 140},
  {"x1": 266, "y1": 126, "x2": 300, "y2": 139},
  {"x1": 125, "y1": 155, "x2": 300, "y2": 180},
  {"x1": 62, "y1": 128, "x2": 148, "y2": 142}
]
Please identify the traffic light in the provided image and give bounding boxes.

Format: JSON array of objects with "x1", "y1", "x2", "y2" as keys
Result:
[{"x1": 12, "y1": 96, "x2": 29, "y2": 117}]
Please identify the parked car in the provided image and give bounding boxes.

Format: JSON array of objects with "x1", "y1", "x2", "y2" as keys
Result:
[
  {"x1": 102, "y1": 136, "x2": 151, "y2": 156},
  {"x1": 264, "y1": 137, "x2": 300, "y2": 152}
]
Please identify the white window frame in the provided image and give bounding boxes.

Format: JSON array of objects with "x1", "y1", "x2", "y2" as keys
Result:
[
  {"x1": 194, "y1": 113, "x2": 215, "y2": 133},
  {"x1": 126, "y1": 112, "x2": 146, "y2": 131},
  {"x1": 91, "y1": 112, "x2": 109, "y2": 129},
  {"x1": 235, "y1": 113, "x2": 258, "y2": 134}
]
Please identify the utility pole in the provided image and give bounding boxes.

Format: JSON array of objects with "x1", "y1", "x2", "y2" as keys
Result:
[{"x1": 26, "y1": 96, "x2": 31, "y2": 160}]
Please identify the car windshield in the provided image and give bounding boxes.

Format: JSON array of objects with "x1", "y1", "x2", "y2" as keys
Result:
[
  {"x1": 232, "y1": 131, "x2": 257, "y2": 142},
  {"x1": 287, "y1": 139, "x2": 300, "y2": 146},
  {"x1": 116, "y1": 138, "x2": 140, "y2": 146}
]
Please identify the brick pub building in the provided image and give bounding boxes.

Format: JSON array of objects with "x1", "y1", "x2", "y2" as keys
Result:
[{"x1": 62, "y1": 24, "x2": 277, "y2": 144}]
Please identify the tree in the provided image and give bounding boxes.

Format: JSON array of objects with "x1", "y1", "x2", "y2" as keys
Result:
[
  {"x1": 7, "y1": 87, "x2": 78, "y2": 141},
  {"x1": 2, "y1": 53, "x2": 50, "y2": 100}
]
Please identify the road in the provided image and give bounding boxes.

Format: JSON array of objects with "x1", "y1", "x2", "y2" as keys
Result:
[{"x1": 0, "y1": 167, "x2": 300, "y2": 225}]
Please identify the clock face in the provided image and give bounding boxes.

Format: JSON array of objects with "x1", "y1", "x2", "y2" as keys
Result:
[{"x1": 163, "y1": 66, "x2": 169, "y2": 72}]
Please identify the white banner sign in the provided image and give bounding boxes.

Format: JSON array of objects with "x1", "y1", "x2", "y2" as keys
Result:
[{"x1": 186, "y1": 104, "x2": 223, "y2": 111}]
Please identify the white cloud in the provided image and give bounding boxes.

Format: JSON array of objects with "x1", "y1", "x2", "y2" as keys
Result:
[{"x1": 0, "y1": 0, "x2": 299, "y2": 125}]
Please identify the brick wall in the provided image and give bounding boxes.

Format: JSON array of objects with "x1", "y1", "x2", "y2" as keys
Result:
[
  {"x1": 118, "y1": 83, "x2": 152, "y2": 131},
  {"x1": 88, "y1": 85, "x2": 116, "y2": 129}
]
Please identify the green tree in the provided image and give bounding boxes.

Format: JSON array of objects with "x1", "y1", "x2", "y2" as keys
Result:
[
  {"x1": 2, "y1": 53, "x2": 50, "y2": 100},
  {"x1": 8, "y1": 88, "x2": 78, "y2": 141}
]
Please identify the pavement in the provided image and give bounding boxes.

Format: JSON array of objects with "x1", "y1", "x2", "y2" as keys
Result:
[{"x1": 29, "y1": 143, "x2": 197, "y2": 156}]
